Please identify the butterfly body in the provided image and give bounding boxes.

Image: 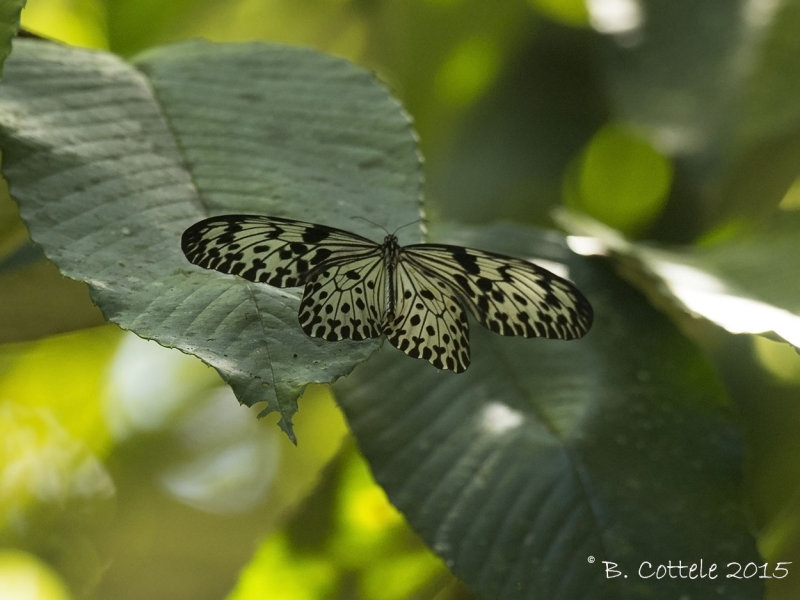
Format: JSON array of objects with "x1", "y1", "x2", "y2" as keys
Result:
[{"x1": 182, "y1": 215, "x2": 593, "y2": 372}]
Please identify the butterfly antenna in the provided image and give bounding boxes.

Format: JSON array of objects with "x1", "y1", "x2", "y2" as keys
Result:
[
  {"x1": 391, "y1": 218, "x2": 425, "y2": 236},
  {"x1": 351, "y1": 216, "x2": 389, "y2": 235},
  {"x1": 350, "y1": 216, "x2": 426, "y2": 237}
]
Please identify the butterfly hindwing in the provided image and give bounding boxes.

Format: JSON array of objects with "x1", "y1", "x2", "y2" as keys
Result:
[
  {"x1": 383, "y1": 260, "x2": 470, "y2": 372},
  {"x1": 181, "y1": 215, "x2": 378, "y2": 287},
  {"x1": 401, "y1": 245, "x2": 593, "y2": 341},
  {"x1": 299, "y1": 254, "x2": 386, "y2": 341}
]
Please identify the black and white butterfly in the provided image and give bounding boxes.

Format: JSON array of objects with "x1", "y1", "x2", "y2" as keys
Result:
[{"x1": 181, "y1": 215, "x2": 593, "y2": 372}]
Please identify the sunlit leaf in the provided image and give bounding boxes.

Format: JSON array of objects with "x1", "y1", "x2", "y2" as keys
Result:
[
  {"x1": 528, "y1": 0, "x2": 589, "y2": 27},
  {"x1": 0, "y1": 401, "x2": 114, "y2": 532},
  {"x1": 559, "y1": 209, "x2": 800, "y2": 351},
  {"x1": 20, "y1": 0, "x2": 107, "y2": 49},
  {"x1": 0, "y1": 0, "x2": 24, "y2": 77},
  {"x1": 0, "y1": 326, "x2": 120, "y2": 449},
  {"x1": 229, "y1": 444, "x2": 466, "y2": 600},
  {"x1": 0, "y1": 549, "x2": 72, "y2": 600}
]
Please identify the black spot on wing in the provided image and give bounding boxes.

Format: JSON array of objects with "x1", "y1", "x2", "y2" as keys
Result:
[
  {"x1": 302, "y1": 227, "x2": 330, "y2": 244},
  {"x1": 450, "y1": 247, "x2": 480, "y2": 274}
]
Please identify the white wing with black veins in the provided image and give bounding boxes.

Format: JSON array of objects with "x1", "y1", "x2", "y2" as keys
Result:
[
  {"x1": 383, "y1": 260, "x2": 471, "y2": 372},
  {"x1": 181, "y1": 215, "x2": 379, "y2": 288},
  {"x1": 299, "y1": 254, "x2": 387, "y2": 341},
  {"x1": 401, "y1": 244, "x2": 593, "y2": 341}
]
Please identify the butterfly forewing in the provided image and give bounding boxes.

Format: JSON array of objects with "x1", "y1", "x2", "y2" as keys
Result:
[
  {"x1": 401, "y1": 245, "x2": 593, "y2": 340},
  {"x1": 383, "y1": 260, "x2": 470, "y2": 372},
  {"x1": 181, "y1": 215, "x2": 378, "y2": 288},
  {"x1": 299, "y1": 254, "x2": 386, "y2": 341}
]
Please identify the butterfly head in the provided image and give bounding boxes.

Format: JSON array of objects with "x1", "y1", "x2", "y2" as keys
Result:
[
  {"x1": 351, "y1": 216, "x2": 424, "y2": 243},
  {"x1": 382, "y1": 234, "x2": 401, "y2": 265}
]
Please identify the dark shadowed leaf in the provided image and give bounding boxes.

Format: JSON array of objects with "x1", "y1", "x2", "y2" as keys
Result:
[{"x1": 335, "y1": 222, "x2": 761, "y2": 600}]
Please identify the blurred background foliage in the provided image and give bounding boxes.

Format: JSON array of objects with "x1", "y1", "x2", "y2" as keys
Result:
[{"x1": 2, "y1": 0, "x2": 800, "y2": 598}]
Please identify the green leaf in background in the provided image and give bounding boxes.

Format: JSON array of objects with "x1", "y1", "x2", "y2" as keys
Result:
[
  {"x1": 0, "y1": 0, "x2": 24, "y2": 79},
  {"x1": 0, "y1": 38, "x2": 422, "y2": 440},
  {"x1": 0, "y1": 324, "x2": 361, "y2": 598},
  {"x1": 335, "y1": 222, "x2": 761, "y2": 600},
  {"x1": 0, "y1": 246, "x2": 106, "y2": 342},
  {"x1": 528, "y1": 0, "x2": 589, "y2": 28},
  {"x1": 559, "y1": 209, "x2": 800, "y2": 352},
  {"x1": 0, "y1": 549, "x2": 71, "y2": 600},
  {"x1": 564, "y1": 123, "x2": 673, "y2": 235},
  {"x1": 594, "y1": 0, "x2": 800, "y2": 238},
  {"x1": 428, "y1": 21, "x2": 608, "y2": 227},
  {"x1": 228, "y1": 441, "x2": 469, "y2": 600}
]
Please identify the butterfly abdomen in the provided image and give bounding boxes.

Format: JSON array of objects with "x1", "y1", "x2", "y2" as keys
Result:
[{"x1": 382, "y1": 234, "x2": 402, "y2": 319}]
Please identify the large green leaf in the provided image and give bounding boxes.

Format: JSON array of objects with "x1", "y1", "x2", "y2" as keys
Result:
[
  {"x1": 0, "y1": 39, "x2": 422, "y2": 439},
  {"x1": 335, "y1": 222, "x2": 761, "y2": 600},
  {"x1": 559, "y1": 209, "x2": 800, "y2": 352}
]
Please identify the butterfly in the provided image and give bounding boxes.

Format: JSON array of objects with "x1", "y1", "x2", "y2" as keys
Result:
[{"x1": 181, "y1": 215, "x2": 593, "y2": 372}]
